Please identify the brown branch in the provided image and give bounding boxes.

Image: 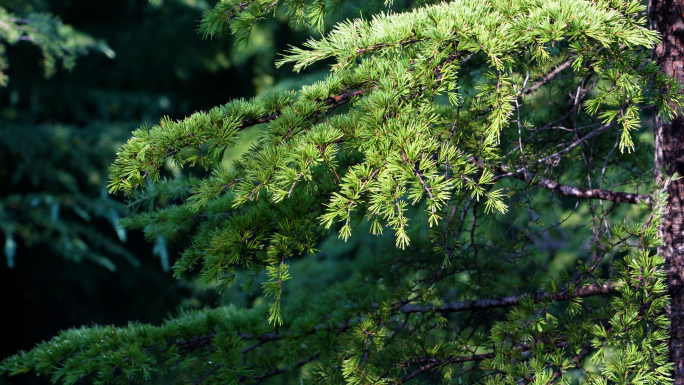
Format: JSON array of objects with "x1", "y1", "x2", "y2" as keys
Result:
[
  {"x1": 398, "y1": 282, "x2": 616, "y2": 313},
  {"x1": 397, "y1": 353, "x2": 494, "y2": 383},
  {"x1": 471, "y1": 139, "x2": 651, "y2": 206},
  {"x1": 224, "y1": 1, "x2": 252, "y2": 17},
  {"x1": 237, "y1": 112, "x2": 283, "y2": 129},
  {"x1": 191, "y1": 337, "x2": 317, "y2": 384},
  {"x1": 240, "y1": 88, "x2": 367, "y2": 130},
  {"x1": 501, "y1": 165, "x2": 652, "y2": 205},
  {"x1": 532, "y1": 121, "x2": 615, "y2": 165},
  {"x1": 356, "y1": 38, "x2": 425, "y2": 55},
  {"x1": 524, "y1": 58, "x2": 575, "y2": 95},
  {"x1": 322, "y1": 89, "x2": 367, "y2": 106},
  {"x1": 194, "y1": 363, "x2": 223, "y2": 385},
  {"x1": 240, "y1": 354, "x2": 320, "y2": 383},
  {"x1": 239, "y1": 332, "x2": 282, "y2": 354},
  {"x1": 396, "y1": 341, "x2": 573, "y2": 384},
  {"x1": 546, "y1": 344, "x2": 592, "y2": 383},
  {"x1": 395, "y1": 325, "x2": 598, "y2": 383}
]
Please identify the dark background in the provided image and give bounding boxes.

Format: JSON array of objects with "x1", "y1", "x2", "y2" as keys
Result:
[{"x1": 0, "y1": 1, "x2": 310, "y2": 383}]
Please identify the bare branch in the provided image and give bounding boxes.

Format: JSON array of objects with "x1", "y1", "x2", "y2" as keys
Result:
[
  {"x1": 396, "y1": 353, "x2": 493, "y2": 383},
  {"x1": 524, "y1": 58, "x2": 575, "y2": 95},
  {"x1": 240, "y1": 354, "x2": 320, "y2": 383},
  {"x1": 500, "y1": 165, "x2": 652, "y2": 206},
  {"x1": 530, "y1": 121, "x2": 615, "y2": 165},
  {"x1": 399, "y1": 282, "x2": 616, "y2": 313},
  {"x1": 194, "y1": 364, "x2": 222, "y2": 385}
]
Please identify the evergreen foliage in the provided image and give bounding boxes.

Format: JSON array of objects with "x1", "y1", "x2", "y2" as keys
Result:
[
  {"x1": 0, "y1": 1, "x2": 319, "y2": 379},
  {"x1": 0, "y1": 122, "x2": 138, "y2": 270},
  {"x1": 0, "y1": 5, "x2": 113, "y2": 87},
  {"x1": 3, "y1": 0, "x2": 684, "y2": 384}
]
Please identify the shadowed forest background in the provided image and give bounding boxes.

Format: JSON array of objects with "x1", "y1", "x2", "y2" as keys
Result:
[{"x1": 0, "y1": 1, "x2": 313, "y2": 383}]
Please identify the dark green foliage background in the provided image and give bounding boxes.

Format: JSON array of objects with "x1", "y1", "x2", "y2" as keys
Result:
[
  {"x1": 0, "y1": 1, "x2": 299, "y2": 383},
  {"x1": 0, "y1": 0, "x2": 386, "y2": 383}
]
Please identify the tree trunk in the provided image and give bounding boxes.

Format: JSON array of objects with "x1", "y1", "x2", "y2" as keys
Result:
[{"x1": 651, "y1": 0, "x2": 684, "y2": 382}]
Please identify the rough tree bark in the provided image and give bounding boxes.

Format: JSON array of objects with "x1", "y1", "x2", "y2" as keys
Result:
[{"x1": 651, "y1": 0, "x2": 684, "y2": 382}]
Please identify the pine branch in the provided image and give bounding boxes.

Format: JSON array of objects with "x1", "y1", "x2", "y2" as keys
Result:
[
  {"x1": 238, "y1": 111, "x2": 283, "y2": 128},
  {"x1": 239, "y1": 332, "x2": 282, "y2": 354},
  {"x1": 396, "y1": 353, "x2": 494, "y2": 383},
  {"x1": 523, "y1": 58, "x2": 575, "y2": 95},
  {"x1": 241, "y1": 354, "x2": 320, "y2": 383},
  {"x1": 193, "y1": 363, "x2": 222, "y2": 385},
  {"x1": 398, "y1": 282, "x2": 616, "y2": 313},
  {"x1": 499, "y1": 165, "x2": 652, "y2": 205},
  {"x1": 546, "y1": 344, "x2": 592, "y2": 384},
  {"x1": 355, "y1": 38, "x2": 426, "y2": 56},
  {"x1": 395, "y1": 341, "x2": 574, "y2": 383},
  {"x1": 530, "y1": 121, "x2": 616, "y2": 165}
]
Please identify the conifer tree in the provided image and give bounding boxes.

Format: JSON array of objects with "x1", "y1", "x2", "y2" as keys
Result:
[{"x1": 3, "y1": 0, "x2": 684, "y2": 384}]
